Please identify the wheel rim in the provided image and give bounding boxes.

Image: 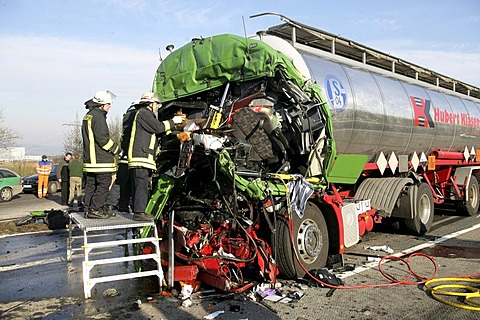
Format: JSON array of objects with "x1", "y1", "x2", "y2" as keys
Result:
[
  {"x1": 419, "y1": 193, "x2": 431, "y2": 224},
  {"x1": 1, "y1": 188, "x2": 12, "y2": 201},
  {"x1": 296, "y1": 218, "x2": 323, "y2": 264},
  {"x1": 468, "y1": 182, "x2": 478, "y2": 209}
]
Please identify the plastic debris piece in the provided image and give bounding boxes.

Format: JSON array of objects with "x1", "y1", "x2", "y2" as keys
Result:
[
  {"x1": 182, "y1": 298, "x2": 193, "y2": 308},
  {"x1": 253, "y1": 282, "x2": 282, "y2": 293},
  {"x1": 181, "y1": 284, "x2": 193, "y2": 300},
  {"x1": 130, "y1": 299, "x2": 142, "y2": 311},
  {"x1": 159, "y1": 290, "x2": 172, "y2": 296},
  {"x1": 256, "y1": 289, "x2": 276, "y2": 298},
  {"x1": 364, "y1": 245, "x2": 394, "y2": 254},
  {"x1": 203, "y1": 310, "x2": 225, "y2": 319},
  {"x1": 263, "y1": 294, "x2": 292, "y2": 303},
  {"x1": 230, "y1": 304, "x2": 241, "y2": 312},
  {"x1": 367, "y1": 257, "x2": 381, "y2": 262},
  {"x1": 288, "y1": 290, "x2": 304, "y2": 300},
  {"x1": 296, "y1": 283, "x2": 309, "y2": 290},
  {"x1": 199, "y1": 289, "x2": 216, "y2": 295}
]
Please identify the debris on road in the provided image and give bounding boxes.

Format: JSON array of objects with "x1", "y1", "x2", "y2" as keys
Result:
[
  {"x1": 203, "y1": 310, "x2": 224, "y2": 319},
  {"x1": 364, "y1": 245, "x2": 394, "y2": 254}
]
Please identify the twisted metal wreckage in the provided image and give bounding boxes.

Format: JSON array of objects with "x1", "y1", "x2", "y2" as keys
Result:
[{"x1": 134, "y1": 14, "x2": 480, "y2": 292}]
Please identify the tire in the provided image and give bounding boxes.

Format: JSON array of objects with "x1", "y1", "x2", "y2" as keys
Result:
[
  {"x1": 15, "y1": 215, "x2": 34, "y2": 226},
  {"x1": 275, "y1": 202, "x2": 329, "y2": 279},
  {"x1": 455, "y1": 175, "x2": 479, "y2": 216},
  {"x1": 48, "y1": 181, "x2": 58, "y2": 194},
  {"x1": 404, "y1": 183, "x2": 434, "y2": 235},
  {"x1": 0, "y1": 187, "x2": 13, "y2": 202}
]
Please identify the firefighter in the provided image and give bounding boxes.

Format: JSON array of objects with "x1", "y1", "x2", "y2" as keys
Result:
[
  {"x1": 82, "y1": 90, "x2": 120, "y2": 219},
  {"x1": 117, "y1": 99, "x2": 140, "y2": 212},
  {"x1": 36, "y1": 155, "x2": 52, "y2": 199},
  {"x1": 128, "y1": 92, "x2": 186, "y2": 221},
  {"x1": 103, "y1": 99, "x2": 140, "y2": 214}
]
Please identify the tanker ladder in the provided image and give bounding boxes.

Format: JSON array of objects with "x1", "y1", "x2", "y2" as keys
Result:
[{"x1": 67, "y1": 212, "x2": 164, "y2": 299}]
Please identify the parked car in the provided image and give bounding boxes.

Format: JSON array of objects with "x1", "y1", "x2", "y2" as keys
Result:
[
  {"x1": 0, "y1": 168, "x2": 23, "y2": 202},
  {"x1": 22, "y1": 164, "x2": 60, "y2": 194}
]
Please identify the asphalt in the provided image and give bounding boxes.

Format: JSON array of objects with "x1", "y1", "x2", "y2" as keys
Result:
[{"x1": 0, "y1": 212, "x2": 479, "y2": 320}]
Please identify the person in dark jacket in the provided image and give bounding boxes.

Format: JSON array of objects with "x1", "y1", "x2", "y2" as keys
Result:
[
  {"x1": 117, "y1": 99, "x2": 140, "y2": 212},
  {"x1": 82, "y1": 90, "x2": 120, "y2": 219},
  {"x1": 103, "y1": 99, "x2": 139, "y2": 214},
  {"x1": 68, "y1": 154, "x2": 84, "y2": 208},
  {"x1": 128, "y1": 92, "x2": 186, "y2": 221},
  {"x1": 57, "y1": 152, "x2": 72, "y2": 205}
]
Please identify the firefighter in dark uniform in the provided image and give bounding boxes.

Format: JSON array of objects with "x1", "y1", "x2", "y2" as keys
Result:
[
  {"x1": 102, "y1": 99, "x2": 140, "y2": 215},
  {"x1": 128, "y1": 92, "x2": 186, "y2": 221},
  {"x1": 82, "y1": 90, "x2": 120, "y2": 219}
]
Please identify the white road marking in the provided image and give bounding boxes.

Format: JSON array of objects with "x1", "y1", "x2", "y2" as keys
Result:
[
  {"x1": 339, "y1": 222, "x2": 480, "y2": 279},
  {"x1": 431, "y1": 215, "x2": 461, "y2": 227},
  {"x1": 0, "y1": 256, "x2": 65, "y2": 272},
  {"x1": 0, "y1": 230, "x2": 53, "y2": 239}
]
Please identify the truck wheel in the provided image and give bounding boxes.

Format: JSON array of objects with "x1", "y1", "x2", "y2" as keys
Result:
[
  {"x1": 455, "y1": 175, "x2": 479, "y2": 216},
  {"x1": 275, "y1": 202, "x2": 329, "y2": 279},
  {"x1": 0, "y1": 187, "x2": 13, "y2": 202},
  {"x1": 404, "y1": 183, "x2": 434, "y2": 235}
]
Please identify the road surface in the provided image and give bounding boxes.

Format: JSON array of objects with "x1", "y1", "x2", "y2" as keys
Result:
[
  {"x1": 0, "y1": 201, "x2": 479, "y2": 319},
  {"x1": 0, "y1": 192, "x2": 65, "y2": 221}
]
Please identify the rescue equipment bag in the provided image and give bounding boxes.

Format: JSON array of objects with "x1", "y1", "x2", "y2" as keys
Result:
[{"x1": 45, "y1": 209, "x2": 69, "y2": 230}]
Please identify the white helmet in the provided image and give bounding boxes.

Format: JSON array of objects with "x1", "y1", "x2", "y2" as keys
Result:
[
  {"x1": 92, "y1": 90, "x2": 116, "y2": 104},
  {"x1": 131, "y1": 98, "x2": 141, "y2": 106},
  {"x1": 140, "y1": 91, "x2": 160, "y2": 103}
]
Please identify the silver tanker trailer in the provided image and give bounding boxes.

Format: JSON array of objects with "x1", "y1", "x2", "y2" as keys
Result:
[{"x1": 143, "y1": 13, "x2": 480, "y2": 286}]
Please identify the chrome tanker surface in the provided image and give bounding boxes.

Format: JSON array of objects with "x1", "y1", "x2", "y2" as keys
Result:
[{"x1": 300, "y1": 50, "x2": 480, "y2": 162}]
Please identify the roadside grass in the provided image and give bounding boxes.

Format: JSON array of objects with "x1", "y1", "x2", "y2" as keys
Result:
[{"x1": 1, "y1": 158, "x2": 64, "y2": 177}]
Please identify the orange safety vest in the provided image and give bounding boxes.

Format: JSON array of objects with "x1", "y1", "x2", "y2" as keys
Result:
[{"x1": 36, "y1": 160, "x2": 52, "y2": 176}]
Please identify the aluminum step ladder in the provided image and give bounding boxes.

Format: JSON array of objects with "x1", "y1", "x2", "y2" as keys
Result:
[{"x1": 67, "y1": 212, "x2": 164, "y2": 298}]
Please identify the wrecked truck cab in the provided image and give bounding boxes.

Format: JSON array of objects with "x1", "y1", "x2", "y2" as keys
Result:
[
  {"x1": 154, "y1": 33, "x2": 336, "y2": 180},
  {"x1": 147, "y1": 33, "x2": 336, "y2": 287}
]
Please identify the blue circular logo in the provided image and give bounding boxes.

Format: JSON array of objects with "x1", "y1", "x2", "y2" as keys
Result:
[{"x1": 325, "y1": 75, "x2": 347, "y2": 112}]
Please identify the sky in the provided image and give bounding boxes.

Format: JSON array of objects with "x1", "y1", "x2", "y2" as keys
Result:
[{"x1": 0, "y1": 0, "x2": 479, "y2": 156}]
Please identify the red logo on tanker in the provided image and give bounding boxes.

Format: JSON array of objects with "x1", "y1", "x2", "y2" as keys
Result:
[
  {"x1": 410, "y1": 96, "x2": 480, "y2": 128},
  {"x1": 410, "y1": 96, "x2": 434, "y2": 127}
]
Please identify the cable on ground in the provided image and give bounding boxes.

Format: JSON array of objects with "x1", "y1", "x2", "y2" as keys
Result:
[{"x1": 424, "y1": 277, "x2": 480, "y2": 311}]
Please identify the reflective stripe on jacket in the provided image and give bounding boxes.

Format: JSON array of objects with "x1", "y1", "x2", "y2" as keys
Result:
[
  {"x1": 82, "y1": 107, "x2": 119, "y2": 173},
  {"x1": 128, "y1": 107, "x2": 174, "y2": 171},
  {"x1": 36, "y1": 160, "x2": 52, "y2": 176}
]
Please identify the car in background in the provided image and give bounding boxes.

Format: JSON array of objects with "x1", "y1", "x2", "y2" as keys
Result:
[
  {"x1": 0, "y1": 168, "x2": 23, "y2": 202},
  {"x1": 22, "y1": 164, "x2": 60, "y2": 195}
]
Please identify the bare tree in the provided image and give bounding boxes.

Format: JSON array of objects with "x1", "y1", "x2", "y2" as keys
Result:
[
  {"x1": 108, "y1": 114, "x2": 122, "y2": 147},
  {"x1": 0, "y1": 108, "x2": 20, "y2": 148},
  {"x1": 63, "y1": 113, "x2": 122, "y2": 158},
  {"x1": 63, "y1": 112, "x2": 82, "y2": 157}
]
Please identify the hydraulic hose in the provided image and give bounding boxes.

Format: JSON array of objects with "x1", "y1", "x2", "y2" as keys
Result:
[{"x1": 424, "y1": 277, "x2": 480, "y2": 311}]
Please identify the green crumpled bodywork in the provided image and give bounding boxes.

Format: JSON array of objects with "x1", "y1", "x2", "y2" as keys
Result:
[
  {"x1": 218, "y1": 150, "x2": 286, "y2": 200},
  {"x1": 152, "y1": 33, "x2": 336, "y2": 185}
]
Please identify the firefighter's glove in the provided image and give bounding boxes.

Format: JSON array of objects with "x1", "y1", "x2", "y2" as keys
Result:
[
  {"x1": 174, "y1": 119, "x2": 188, "y2": 131},
  {"x1": 172, "y1": 115, "x2": 186, "y2": 124}
]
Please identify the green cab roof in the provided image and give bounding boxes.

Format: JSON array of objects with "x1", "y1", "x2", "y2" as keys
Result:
[{"x1": 153, "y1": 33, "x2": 307, "y2": 102}]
